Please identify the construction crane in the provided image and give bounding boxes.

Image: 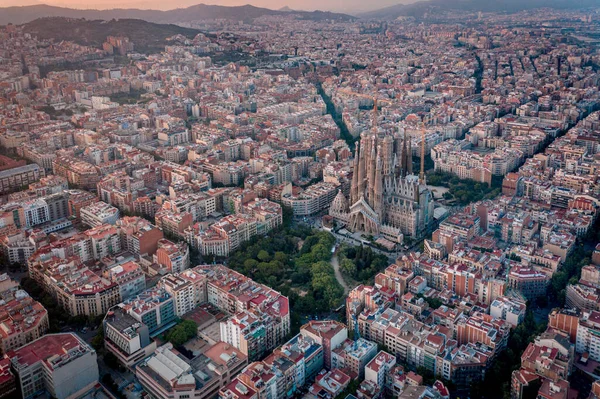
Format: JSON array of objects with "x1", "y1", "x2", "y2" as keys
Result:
[
  {"x1": 351, "y1": 312, "x2": 360, "y2": 349},
  {"x1": 336, "y1": 88, "x2": 393, "y2": 133},
  {"x1": 420, "y1": 123, "x2": 426, "y2": 184}
]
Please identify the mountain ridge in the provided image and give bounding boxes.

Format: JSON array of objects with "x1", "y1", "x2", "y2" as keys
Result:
[
  {"x1": 22, "y1": 17, "x2": 203, "y2": 53},
  {"x1": 358, "y1": 0, "x2": 599, "y2": 19},
  {"x1": 0, "y1": 3, "x2": 355, "y2": 26}
]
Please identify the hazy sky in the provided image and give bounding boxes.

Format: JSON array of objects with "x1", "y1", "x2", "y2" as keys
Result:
[{"x1": 0, "y1": 0, "x2": 414, "y2": 13}]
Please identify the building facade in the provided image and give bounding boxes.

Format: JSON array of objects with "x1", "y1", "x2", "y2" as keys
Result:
[{"x1": 330, "y1": 132, "x2": 434, "y2": 243}]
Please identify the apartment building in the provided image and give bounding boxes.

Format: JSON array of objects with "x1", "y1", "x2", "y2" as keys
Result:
[
  {"x1": 155, "y1": 209, "x2": 193, "y2": 239},
  {"x1": 507, "y1": 266, "x2": 550, "y2": 300},
  {"x1": 236, "y1": 362, "x2": 278, "y2": 399},
  {"x1": 300, "y1": 320, "x2": 348, "y2": 370},
  {"x1": 80, "y1": 201, "x2": 120, "y2": 228},
  {"x1": 364, "y1": 351, "x2": 397, "y2": 390},
  {"x1": 219, "y1": 379, "x2": 258, "y2": 399},
  {"x1": 52, "y1": 156, "x2": 99, "y2": 190},
  {"x1": 105, "y1": 261, "x2": 146, "y2": 301},
  {"x1": 437, "y1": 214, "x2": 481, "y2": 242},
  {"x1": 116, "y1": 216, "x2": 164, "y2": 256},
  {"x1": 456, "y1": 312, "x2": 510, "y2": 352},
  {"x1": 576, "y1": 311, "x2": 600, "y2": 362},
  {"x1": 490, "y1": 296, "x2": 527, "y2": 328},
  {"x1": 566, "y1": 283, "x2": 600, "y2": 313},
  {"x1": 103, "y1": 306, "x2": 156, "y2": 367},
  {"x1": 511, "y1": 333, "x2": 573, "y2": 399},
  {"x1": 120, "y1": 287, "x2": 177, "y2": 336},
  {"x1": 28, "y1": 255, "x2": 120, "y2": 317},
  {"x1": 548, "y1": 309, "x2": 580, "y2": 343},
  {"x1": 28, "y1": 175, "x2": 69, "y2": 197},
  {"x1": 162, "y1": 274, "x2": 196, "y2": 317},
  {"x1": 85, "y1": 224, "x2": 122, "y2": 260},
  {"x1": 0, "y1": 164, "x2": 43, "y2": 195},
  {"x1": 0, "y1": 277, "x2": 49, "y2": 353},
  {"x1": 6, "y1": 333, "x2": 98, "y2": 399},
  {"x1": 307, "y1": 369, "x2": 351, "y2": 399},
  {"x1": 1, "y1": 233, "x2": 36, "y2": 264},
  {"x1": 0, "y1": 358, "x2": 16, "y2": 399},
  {"x1": 154, "y1": 238, "x2": 190, "y2": 274},
  {"x1": 282, "y1": 181, "x2": 339, "y2": 217},
  {"x1": 193, "y1": 265, "x2": 291, "y2": 361},
  {"x1": 136, "y1": 341, "x2": 247, "y2": 399},
  {"x1": 274, "y1": 333, "x2": 324, "y2": 387},
  {"x1": 66, "y1": 189, "x2": 97, "y2": 219},
  {"x1": 331, "y1": 338, "x2": 378, "y2": 379}
]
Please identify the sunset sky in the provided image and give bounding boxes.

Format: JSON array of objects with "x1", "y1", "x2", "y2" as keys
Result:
[{"x1": 0, "y1": 0, "x2": 415, "y2": 13}]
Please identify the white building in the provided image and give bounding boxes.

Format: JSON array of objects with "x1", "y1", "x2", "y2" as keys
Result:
[
  {"x1": 1, "y1": 232, "x2": 36, "y2": 264},
  {"x1": 161, "y1": 274, "x2": 196, "y2": 317},
  {"x1": 22, "y1": 199, "x2": 49, "y2": 228},
  {"x1": 490, "y1": 296, "x2": 527, "y2": 328},
  {"x1": 365, "y1": 351, "x2": 396, "y2": 390},
  {"x1": 80, "y1": 201, "x2": 120, "y2": 228},
  {"x1": 103, "y1": 306, "x2": 156, "y2": 367},
  {"x1": 576, "y1": 311, "x2": 600, "y2": 362},
  {"x1": 282, "y1": 181, "x2": 339, "y2": 217}
]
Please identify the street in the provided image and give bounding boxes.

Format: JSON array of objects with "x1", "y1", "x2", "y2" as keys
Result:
[{"x1": 330, "y1": 252, "x2": 350, "y2": 294}]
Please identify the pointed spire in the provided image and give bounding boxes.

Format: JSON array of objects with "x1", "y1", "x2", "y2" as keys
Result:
[
  {"x1": 407, "y1": 134, "x2": 413, "y2": 175},
  {"x1": 400, "y1": 131, "x2": 411, "y2": 177},
  {"x1": 374, "y1": 150, "x2": 383, "y2": 219},
  {"x1": 357, "y1": 137, "x2": 367, "y2": 200},
  {"x1": 351, "y1": 142, "x2": 360, "y2": 204},
  {"x1": 368, "y1": 139, "x2": 377, "y2": 207},
  {"x1": 332, "y1": 189, "x2": 349, "y2": 213}
]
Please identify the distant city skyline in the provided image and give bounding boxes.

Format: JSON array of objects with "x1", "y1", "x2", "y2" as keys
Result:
[{"x1": 0, "y1": 0, "x2": 417, "y2": 13}]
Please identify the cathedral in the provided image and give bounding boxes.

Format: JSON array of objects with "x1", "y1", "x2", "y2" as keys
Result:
[{"x1": 329, "y1": 131, "x2": 434, "y2": 243}]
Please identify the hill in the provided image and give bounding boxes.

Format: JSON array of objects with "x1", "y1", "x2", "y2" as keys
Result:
[
  {"x1": 359, "y1": 0, "x2": 600, "y2": 19},
  {"x1": 22, "y1": 17, "x2": 203, "y2": 53},
  {"x1": 0, "y1": 3, "x2": 355, "y2": 26}
]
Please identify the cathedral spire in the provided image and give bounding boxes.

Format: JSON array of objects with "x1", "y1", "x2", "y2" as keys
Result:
[
  {"x1": 368, "y1": 140, "x2": 377, "y2": 207},
  {"x1": 363, "y1": 134, "x2": 371, "y2": 180},
  {"x1": 351, "y1": 142, "x2": 360, "y2": 204},
  {"x1": 374, "y1": 151, "x2": 383, "y2": 219},
  {"x1": 400, "y1": 131, "x2": 412, "y2": 177},
  {"x1": 357, "y1": 136, "x2": 367, "y2": 200},
  {"x1": 407, "y1": 134, "x2": 413, "y2": 175}
]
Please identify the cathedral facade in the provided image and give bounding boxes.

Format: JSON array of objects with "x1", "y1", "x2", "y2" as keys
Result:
[{"x1": 329, "y1": 131, "x2": 434, "y2": 243}]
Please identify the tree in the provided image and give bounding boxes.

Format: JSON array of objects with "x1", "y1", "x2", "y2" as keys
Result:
[
  {"x1": 340, "y1": 258, "x2": 357, "y2": 277},
  {"x1": 182, "y1": 320, "x2": 197, "y2": 338},
  {"x1": 243, "y1": 259, "x2": 259, "y2": 273},
  {"x1": 167, "y1": 328, "x2": 189, "y2": 347},
  {"x1": 165, "y1": 320, "x2": 198, "y2": 347},
  {"x1": 274, "y1": 252, "x2": 288, "y2": 264},
  {"x1": 311, "y1": 243, "x2": 331, "y2": 262},
  {"x1": 425, "y1": 297, "x2": 443, "y2": 309},
  {"x1": 91, "y1": 328, "x2": 105, "y2": 351},
  {"x1": 257, "y1": 250, "x2": 271, "y2": 262}
]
